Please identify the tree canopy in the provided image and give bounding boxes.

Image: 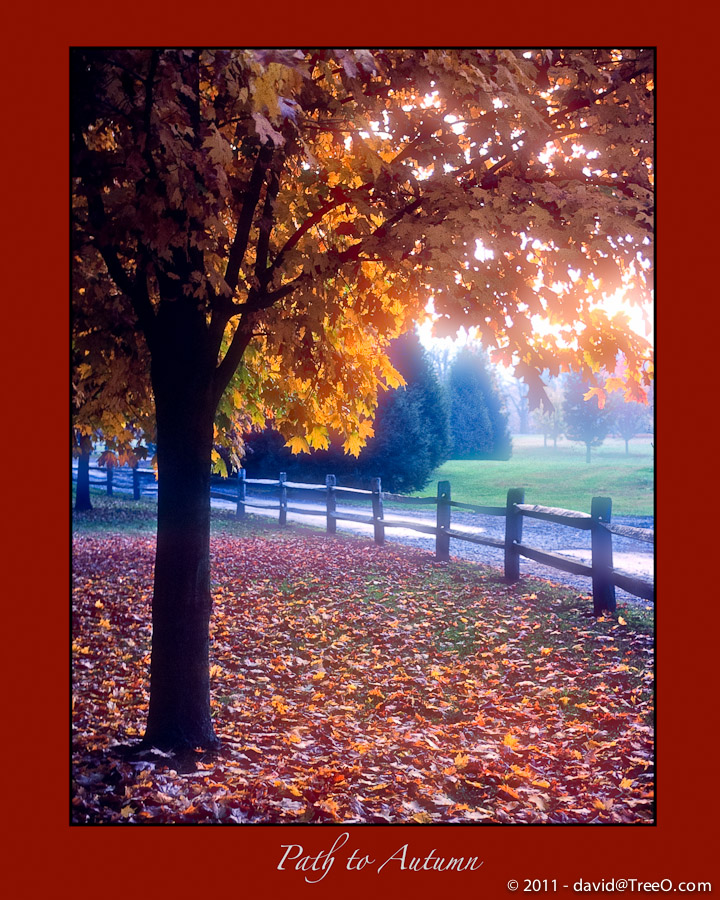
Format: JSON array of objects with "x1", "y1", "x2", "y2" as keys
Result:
[{"x1": 73, "y1": 47, "x2": 653, "y2": 459}]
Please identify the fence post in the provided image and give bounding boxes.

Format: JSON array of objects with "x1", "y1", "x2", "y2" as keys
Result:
[
  {"x1": 132, "y1": 464, "x2": 140, "y2": 500},
  {"x1": 436, "y1": 480, "x2": 451, "y2": 561},
  {"x1": 279, "y1": 472, "x2": 287, "y2": 526},
  {"x1": 504, "y1": 488, "x2": 525, "y2": 582},
  {"x1": 106, "y1": 466, "x2": 114, "y2": 497},
  {"x1": 591, "y1": 497, "x2": 615, "y2": 615},
  {"x1": 326, "y1": 475, "x2": 336, "y2": 534},
  {"x1": 236, "y1": 468, "x2": 246, "y2": 519},
  {"x1": 371, "y1": 477, "x2": 385, "y2": 545}
]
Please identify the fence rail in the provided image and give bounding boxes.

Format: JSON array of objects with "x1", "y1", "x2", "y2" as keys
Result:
[
  {"x1": 74, "y1": 463, "x2": 654, "y2": 614},
  {"x1": 223, "y1": 469, "x2": 654, "y2": 614}
]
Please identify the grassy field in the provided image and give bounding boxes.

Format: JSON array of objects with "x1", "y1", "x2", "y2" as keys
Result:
[{"x1": 418, "y1": 434, "x2": 654, "y2": 517}]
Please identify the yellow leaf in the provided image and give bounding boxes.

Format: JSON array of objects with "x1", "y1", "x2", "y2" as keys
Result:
[
  {"x1": 620, "y1": 778, "x2": 633, "y2": 789},
  {"x1": 411, "y1": 811, "x2": 433, "y2": 823},
  {"x1": 307, "y1": 425, "x2": 329, "y2": 451},
  {"x1": 454, "y1": 752, "x2": 470, "y2": 769},
  {"x1": 343, "y1": 433, "x2": 363, "y2": 456},
  {"x1": 357, "y1": 419, "x2": 375, "y2": 441},
  {"x1": 286, "y1": 435, "x2": 310, "y2": 454},
  {"x1": 99, "y1": 618, "x2": 110, "y2": 630},
  {"x1": 540, "y1": 647, "x2": 552, "y2": 656},
  {"x1": 618, "y1": 616, "x2": 627, "y2": 625},
  {"x1": 503, "y1": 733, "x2": 520, "y2": 750}
]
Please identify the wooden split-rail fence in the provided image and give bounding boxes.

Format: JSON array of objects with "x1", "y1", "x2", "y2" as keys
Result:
[
  {"x1": 214, "y1": 470, "x2": 654, "y2": 616},
  {"x1": 74, "y1": 463, "x2": 157, "y2": 500},
  {"x1": 73, "y1": 463, "x2": 654, "y2": 614}
]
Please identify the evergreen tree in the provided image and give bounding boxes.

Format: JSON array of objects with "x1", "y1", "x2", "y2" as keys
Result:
[
  {"x1": 390, "y1": 334, "x2": 451, "y2": 473},
  {"x1": 562, "y1": 374, "x2": 610, "y2": 463},
  {"x1": 448, "y1": 349, "x2": 512, "y2": 459},
  {"x1": 243, "y1": 333, "x2": 451, "y2": 492}
]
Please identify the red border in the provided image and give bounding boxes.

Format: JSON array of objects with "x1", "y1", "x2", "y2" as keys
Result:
[{"x1": 8, "y1": 5, "x2": 716, "y2": 896}]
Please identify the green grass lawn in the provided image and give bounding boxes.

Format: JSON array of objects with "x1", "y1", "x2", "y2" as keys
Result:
[{"x1": 418, "y1": 434, "x2": 654, "y2": 517}]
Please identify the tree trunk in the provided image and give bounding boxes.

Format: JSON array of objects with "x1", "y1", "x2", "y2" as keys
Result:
[
  {"x1": 75, "y1": 437, "x2": 93, "y2": 511},
  {"x1": 142, "y1": 312, "x2": 219, "y2": 750},
  {"x1": 625, "y1": 438, "x2": 629, "y2": 455}
]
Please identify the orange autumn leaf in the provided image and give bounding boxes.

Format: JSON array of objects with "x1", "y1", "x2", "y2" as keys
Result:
[{"x1": 499, "y1": 785, "x2": 520, "y2": 800}]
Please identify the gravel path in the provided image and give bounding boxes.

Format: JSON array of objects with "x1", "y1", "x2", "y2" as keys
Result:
[{"x1": 381, "y1": 508, "x2": 653, "y2": 606}]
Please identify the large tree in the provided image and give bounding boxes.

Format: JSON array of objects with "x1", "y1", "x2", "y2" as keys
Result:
[{"x1": 72, "y1": 48, "x2": 653, "y2": 749}]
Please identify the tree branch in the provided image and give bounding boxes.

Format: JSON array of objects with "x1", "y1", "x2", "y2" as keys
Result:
[
  {"x1": 212, "y1": 319, "x2": 255, "y2": 407},
  {"x1": 141, "y1": 50, "x2": 162, "y2": 182},
  {"x1": 224, "y1": 144, "x2": 274, "y2": 295},
  {"x1": 269, "y1": 184, "x2": 368, "y2": 276},
  {"x1": 255, "y1": 166, "x2": 281, "y2": 288},
  {"x1": 84, "y1": 194, "x2": 158, "y2": 348}
]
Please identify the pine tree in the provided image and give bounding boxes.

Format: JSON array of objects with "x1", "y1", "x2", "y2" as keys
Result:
[{"x1": 447, "y1": 349, "x2": 512, "y2": 459}]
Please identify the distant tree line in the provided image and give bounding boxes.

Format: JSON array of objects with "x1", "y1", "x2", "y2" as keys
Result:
[{"x1": 531, "y1": 372, "x2": 653, "y2": 462}]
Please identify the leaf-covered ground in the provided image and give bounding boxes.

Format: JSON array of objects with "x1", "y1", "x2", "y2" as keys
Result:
[{"x1": 72, "y1": 524, "x2": 654, "y2": 824}]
